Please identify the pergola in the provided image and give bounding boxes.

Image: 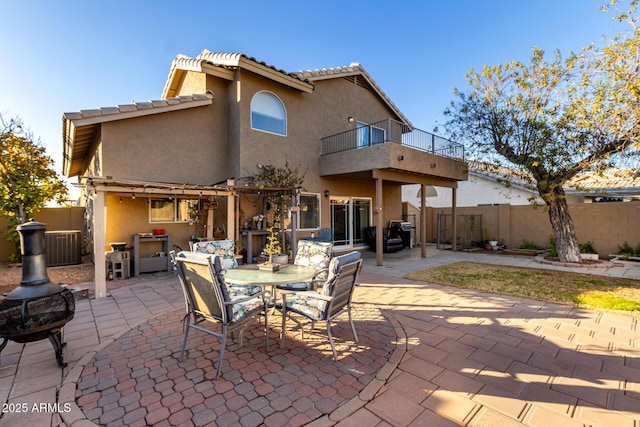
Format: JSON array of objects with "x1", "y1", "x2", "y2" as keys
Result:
[{"x1": 81, "y1": 177, "x2": 297, "y2": 298}]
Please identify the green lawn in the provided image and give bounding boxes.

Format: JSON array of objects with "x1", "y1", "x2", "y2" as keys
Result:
[{"x1": 406, "y1": 262, "x2": 640, "y2": 316}]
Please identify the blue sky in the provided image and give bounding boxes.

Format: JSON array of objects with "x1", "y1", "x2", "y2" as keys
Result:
[{"x1": 1, "y1": 0, "x2": 622, "y2": 188}]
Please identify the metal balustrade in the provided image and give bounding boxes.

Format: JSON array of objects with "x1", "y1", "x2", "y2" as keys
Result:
[{"x1": 321, "y1": 118, "x2": 465, "y2": 160}]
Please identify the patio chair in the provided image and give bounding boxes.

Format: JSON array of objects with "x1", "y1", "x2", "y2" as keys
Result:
[
  {"x1": 276, "y1": 240, "x2": 333, "y2": 292},
  {"x1": 189, "y1": 244, "x2": 262, "y2": 298},
  {"x1": 277, "y1": 251, "x2": 362, "y2": 360},
  {"x1": 170, "y1": 251, "x2": 269, "y2": 379},
  {"x1": 190, "y1": 239, "x2": 238, "y2": 270}
]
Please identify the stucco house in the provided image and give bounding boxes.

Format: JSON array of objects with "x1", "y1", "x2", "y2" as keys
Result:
[{"x1": 62, "y1": 50, "x2": 468, "y2": 296}]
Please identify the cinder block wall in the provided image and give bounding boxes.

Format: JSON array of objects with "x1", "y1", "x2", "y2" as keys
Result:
[{"x1": 425, "y1": 203, "x2": 640, "y2": 256}]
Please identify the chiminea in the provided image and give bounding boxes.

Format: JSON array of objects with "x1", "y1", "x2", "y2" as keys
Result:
[{"x1": 0, "y1": 221, "x2": 75, "y2": 368}]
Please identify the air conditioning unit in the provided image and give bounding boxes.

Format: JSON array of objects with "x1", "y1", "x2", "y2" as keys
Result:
[{"x1": 45, "y1": 230, "x2": 82, "y2": 266}]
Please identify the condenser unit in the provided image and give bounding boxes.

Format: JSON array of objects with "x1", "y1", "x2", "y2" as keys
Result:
[{"x1": 45, "y1": 230, "x2": 82, "y2": 266}]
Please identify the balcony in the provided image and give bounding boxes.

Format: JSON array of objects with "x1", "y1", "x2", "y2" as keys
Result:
[{"x1": 319, "y1": 119, "x2": 467, "y2": 183}]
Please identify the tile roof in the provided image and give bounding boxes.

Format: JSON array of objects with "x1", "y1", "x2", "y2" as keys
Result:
[
  {"x1": 567, "y1": 169, "x2": 640, "y2": 192},
  {"x1": 62, "y1": 92, "x2": 214, "y2": 123},
  {"x1": 162, "y1": 51, "x2": 314, "y2": 97},
  {"x1": 196, "y1": 50, "x2": 310, "y2": 83}
]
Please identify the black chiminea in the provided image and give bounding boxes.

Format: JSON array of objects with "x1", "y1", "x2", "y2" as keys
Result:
[{"x1": 0, "y1": 221, "x2": 75, "y2": 368}]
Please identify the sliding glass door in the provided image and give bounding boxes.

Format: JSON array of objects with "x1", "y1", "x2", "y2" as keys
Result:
[{"x1": 330, "y1": 197, "x2": 371, "y2": 249}]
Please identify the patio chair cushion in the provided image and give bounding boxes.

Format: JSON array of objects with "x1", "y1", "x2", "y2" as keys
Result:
[
  {"x1": 177, "y1": 251, "x2": 261, "y2": 297},
  {"x1": 280, "y1": 240, "x2": 333, "y2": 291},
  {"x1": 294, "y1": 241, "x2": 332, "y2": 274},
  {"x1": 191, "y1": 240, "x2": 238, "y2": 269},
  {"x1": 282, "y1": 294, "x2": 325, "y2": 321},
  {"x1": 208, "y1": 255, "x2": 264, "y2": 322},
  {"x1": 281, "y1": 251, "x2": 362, "y2": 319}
]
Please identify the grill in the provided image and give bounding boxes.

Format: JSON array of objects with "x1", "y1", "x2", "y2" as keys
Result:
[{"x1": 0, "y1": 221, "x2": 75, "y2": 368}]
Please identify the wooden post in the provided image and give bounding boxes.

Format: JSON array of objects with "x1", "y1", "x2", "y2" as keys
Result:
[
  {"x1": 452, "y1": 187, "x2": 457, "y2": 251},
  {"x1": 375, "y1": 177, "x2": 383, "y2": 266},
  {"x1": 421, "y1": 184, "x2": 427, "y2": 258},
  {"x1": 93, "y1": 190, "x2": 107, "y2": 299},
  {"x1": 227, "y1": 193, "x2": 235, "y2": 243}
]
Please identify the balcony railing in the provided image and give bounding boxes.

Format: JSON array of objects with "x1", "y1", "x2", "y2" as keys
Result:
[{"x1": 321, "y1": 118, "x2": 465, "y2": 160}]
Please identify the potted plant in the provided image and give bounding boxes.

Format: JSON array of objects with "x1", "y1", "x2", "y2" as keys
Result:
[{"x1": 260, "y1": 226, "x2": 283, "y2": 271}]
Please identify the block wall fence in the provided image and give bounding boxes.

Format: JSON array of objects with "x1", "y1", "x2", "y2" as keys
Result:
[{"x1": 422, "y1": 202, "x2": 640, "y2": 256}]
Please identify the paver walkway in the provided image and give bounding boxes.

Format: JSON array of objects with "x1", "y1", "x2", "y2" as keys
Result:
[{"x1": 1, "y1": 246, "x2": 640, "y2": 426}]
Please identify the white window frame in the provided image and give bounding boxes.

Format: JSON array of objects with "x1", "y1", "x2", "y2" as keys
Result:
[
  {"x1": 250, "y1": 91, "x2": 287, "y2": 136},
  {"x1": 150, "y1": 198, "x2": 200, "y2": 223}
]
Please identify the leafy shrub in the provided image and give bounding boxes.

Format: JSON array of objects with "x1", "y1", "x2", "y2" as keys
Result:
[
  {"x1": 618, "y1": 241, "x2": 640, "y2": 257},
  {"x1": 579, "y1": 241, "x2": 597, "y2": 254}
]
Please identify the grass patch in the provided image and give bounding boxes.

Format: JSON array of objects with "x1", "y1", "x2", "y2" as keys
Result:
[{"x1": 406, "y1": 262, "x2": 640, "y2": 316}]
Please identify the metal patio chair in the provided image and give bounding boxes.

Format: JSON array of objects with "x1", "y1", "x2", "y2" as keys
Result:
[
  {"x1": 171, "y1": 251, "x2": 269, "y2": 379},
  {"x1": 277, "y1": 251, "x2": 362, "y2": 360}
]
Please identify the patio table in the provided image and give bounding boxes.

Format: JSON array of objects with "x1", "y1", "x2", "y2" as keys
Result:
[
  {"x1": 225, "y1": 264, "x2": 316, "y2": 318},
  {"x1": 224, "y1": 264, "x2": 316, "y2": 291}
]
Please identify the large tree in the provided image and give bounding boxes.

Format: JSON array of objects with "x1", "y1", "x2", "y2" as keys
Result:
[
  {"x1": 444, "y1": 1, "x2": 640, "y2": 263},
  {"x1": 0, "y1": 115, "x2": 68, "y2": 259}
]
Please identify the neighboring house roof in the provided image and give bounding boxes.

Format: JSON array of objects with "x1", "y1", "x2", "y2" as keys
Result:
[
  {"x1": 566, "y1": 169, "x2": 640, "y2": 199},
  {"x1": 466, "y1": 161, "x2": 640, "y2": 200},
  {"x1": 162, "y1": 50, "x2": 315, "y2": 98},
  {"x1": 466, "y1": 160, "x2": 535, "y2": 193},
  {"x1": 62, "y1": 92, "x2": 214, "y2": 177},
  {"x1": 296, "y1": 63, "x2": 412, "y2": 127}
]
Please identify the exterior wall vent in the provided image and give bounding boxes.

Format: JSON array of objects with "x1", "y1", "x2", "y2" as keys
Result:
[{"x1": 45, "y1": 230, "x2": 82, "y2": 266}]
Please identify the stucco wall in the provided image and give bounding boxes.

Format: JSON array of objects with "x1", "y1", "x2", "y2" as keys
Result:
[
  {"x1": 103, "y1": 194, "x2": 202, "y2": 255},
  {"x1": 101, "y1": 105, "x2": 228, "y2": 185},
  {"x1": 229, "y1": 70, "x2": 408, "y2": 232}
]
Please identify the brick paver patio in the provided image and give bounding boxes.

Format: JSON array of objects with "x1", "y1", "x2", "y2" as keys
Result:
[{"x1": 1, "y1": 247, "x2": 640, "y2": 426}]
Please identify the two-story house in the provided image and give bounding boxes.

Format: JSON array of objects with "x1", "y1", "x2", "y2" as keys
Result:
[{"x1": 62, "y1": 50, "x2": 468, "y2": 296}]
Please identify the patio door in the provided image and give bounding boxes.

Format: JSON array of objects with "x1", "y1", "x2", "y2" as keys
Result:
[{"x1": 330, "y1": 197, "x2": 371, "y2": 249}]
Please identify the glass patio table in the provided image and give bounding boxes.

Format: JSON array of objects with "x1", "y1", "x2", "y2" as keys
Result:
[
  {"x1": 224, "y1": 264, "x2": 316, "y2": 291},
  {"x1": 225, "y1": 264, "x2": 317, "y2": 315}
]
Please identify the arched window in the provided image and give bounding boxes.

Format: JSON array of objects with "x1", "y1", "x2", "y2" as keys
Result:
[{"x1": 251, "y1": 91, "x2": 286, "y2": 136}]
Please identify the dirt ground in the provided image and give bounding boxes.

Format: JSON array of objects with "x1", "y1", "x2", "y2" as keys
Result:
[{"x1": 0, "y1": 262, "x2": 95, "y2": 295}]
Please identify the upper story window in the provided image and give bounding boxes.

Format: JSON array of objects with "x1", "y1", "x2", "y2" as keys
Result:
[{"x1": 251, "y1": 91, "x2": 287, "y2": 136}]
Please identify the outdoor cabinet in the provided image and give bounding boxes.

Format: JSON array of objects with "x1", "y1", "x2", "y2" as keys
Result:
[{"x1": 133, "y1": 234, "x2": 172, "y2": 276}]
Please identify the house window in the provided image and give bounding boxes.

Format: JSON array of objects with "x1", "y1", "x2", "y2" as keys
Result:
[
  {"x1": 357, "y1": 122, "x2": 385, "y2": 147},
  {"x1": 251, "y1": 91, "x2": 286, "y2": 136},
  {"x1": 177, "y1": 199, "x2": 200, "y2": 222},
  {"x1": 298, "y1": 193, "x2": 320, "y2": 230},
  {"x1": 150, "y1": 199, "x2": 174, "y2": 222},
  {"x1": 150, "y1": 198, "x2": 200, "y2": 223}
]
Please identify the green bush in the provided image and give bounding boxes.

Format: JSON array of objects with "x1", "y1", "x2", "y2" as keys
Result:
[
  {"x1": 579, "y1": 241, "x2": 597, "y2": 254},
  {"x1": 618, "y1": 241, "x2": 640, "y2": 257}
]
